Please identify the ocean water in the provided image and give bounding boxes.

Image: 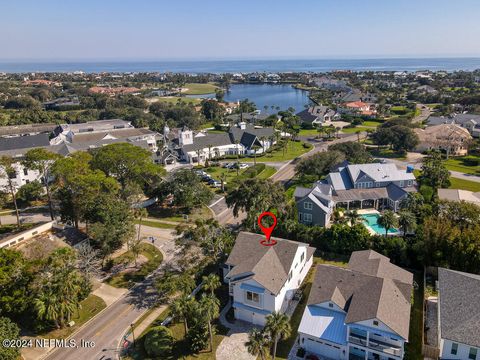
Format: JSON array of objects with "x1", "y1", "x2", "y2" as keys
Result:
[{"x1": 1, "y1": 58, "x2": 480, "y2": 73}]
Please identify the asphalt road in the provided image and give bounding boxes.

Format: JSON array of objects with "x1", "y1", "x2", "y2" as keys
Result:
[{"x1": 44, "y1": 227, "x2": 176, "y2": 360}]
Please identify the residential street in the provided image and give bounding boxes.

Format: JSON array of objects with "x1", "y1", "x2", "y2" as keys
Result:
[{"x1": 42, "y1": 227, "x2": 177, "y2": 360}]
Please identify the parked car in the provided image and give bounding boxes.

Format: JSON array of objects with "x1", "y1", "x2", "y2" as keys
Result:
[
  {"x1": 202, "y1": 174, "x2": 212, "y2": 181},
  {"x1": 211, "y1": 181, "x2": 225, "y2": 188},
  {"x1": 223, "y1": 162, "x2": 234, "y2": 168},
  {"x1": 194, "y1": 169, "x2": 207, "y2": 176},
  {"x1": 208, "y1": 178, "x2": 219, "y2": 185},
  {"x1": 238, "y1": 163, "x2": 249, "y2": 169}
]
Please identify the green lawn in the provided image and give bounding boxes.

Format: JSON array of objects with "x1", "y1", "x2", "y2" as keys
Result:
[
  {"x1": 106, "y1": 243, "x2": 163, "y2": 288},
  {"x1": 363, "y1": 120, "x2": 384, "y2": 127},
  {"x1": 154, "y1": 96, "x2": 202, "y2": 105},
  {"x1": 242, "y1": 141, "x2": 313, "y2": 162},
  {"x1": 204, "y1": 164, "x2": 277, "y2": 192},
  {"x1": 135, "y1": 220, "x2": 176, "y2": 229},
  {"x1": 444, "y1": 157, "x2": 480, "y2": 175},
  {"x1": 414, "y1": 169, "x2": 480, "y2": 192},
  {"x1": 39, "y1": 294, "x2": 106, "y2": 339},
  {"x1": 299, "y1": 129, "x2": 320, "y2": 136},
  {"x1": 404, "y1": 271, "x2": 424, "y2": 360},
  {"x1": 341, "y1": 126, "x2": 370, "y2": 134},
  {"x1": 183, "y1": 83, "x2": 218, "y2": 95},
  {"x1": 448, "y1": 177, "x2": 480, "y2": 192},
  {"x1": 146, "y1": 205, "x2": 212, "y2": 223},
  {"x1": 369, "y1": 148, "x2": 407, "y2": 160},
  {"x1": 200, "y1": 122, "x2": 215, "y2": 129}
]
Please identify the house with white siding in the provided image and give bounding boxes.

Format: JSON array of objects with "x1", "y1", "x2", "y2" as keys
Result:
[
  {"x1": 298, "y1": 250, "x2": 413, "y2": 360},
  {"x1": 223, "y1": 232, "x2": 315, "y2": 326},
  {"x1": 437, "y1": 268, "x2": 480, "y2": 360}
]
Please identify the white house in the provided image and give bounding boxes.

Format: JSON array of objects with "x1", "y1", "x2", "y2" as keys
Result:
[
  {"x1": 298, "y1": 250, "x2": 413, "y2": 360},
  {"x1": 437, "y1": 268, "x2": 480, "y2": 360},
  {"x1": 223, "y1": 232, "x2": 315, "y2": 326},
  {"x1": 177, "y1": 123, "x2": 276, "y2": 164}
]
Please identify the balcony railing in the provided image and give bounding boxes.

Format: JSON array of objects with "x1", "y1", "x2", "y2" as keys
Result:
[
  {"x1": 368, "y1": 338, "x2": 401, "y2": 356},
  {"x1": 349, "y1": 334, "x2": 368, "y2": 347}
]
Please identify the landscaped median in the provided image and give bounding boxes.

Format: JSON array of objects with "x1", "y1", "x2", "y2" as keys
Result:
[{"x1": 106, "y1": 243, "x2": 163, "y2": 288}]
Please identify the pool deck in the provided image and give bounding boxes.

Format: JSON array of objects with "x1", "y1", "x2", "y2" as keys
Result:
[{"x1": 357, "y1": 209, "x2": 399, "y2": 236}]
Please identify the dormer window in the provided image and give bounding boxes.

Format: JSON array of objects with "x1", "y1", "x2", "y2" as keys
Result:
[{"x1": 329, "y1": 303, "x2": 333, "y2": 308}]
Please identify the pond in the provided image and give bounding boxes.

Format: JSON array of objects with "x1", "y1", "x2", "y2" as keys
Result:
[{"x1": 187, "y1": 83, "x2": 312, "y2": 113}]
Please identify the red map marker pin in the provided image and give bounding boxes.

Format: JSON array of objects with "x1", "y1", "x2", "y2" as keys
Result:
[{"x1": 258, "y1": 211, "x2": 277, "y2": 246}]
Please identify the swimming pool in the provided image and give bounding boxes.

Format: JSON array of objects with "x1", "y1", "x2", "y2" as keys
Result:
[{"x1": 361, "y1": 213, "x2": 398, "y2": 235}]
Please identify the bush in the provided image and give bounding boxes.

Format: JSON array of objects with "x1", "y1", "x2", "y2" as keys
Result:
[
  {"x1": 243, "y1": 163, "x2": 266, "y2": 178},
  {"x1": 17, "y1": 181, "x2": 44, "y2": 204},
  {"x1": 143, "y1": 326, "x2": 173, "y2": 358},
  {"x1": 463, "y1": 156, "x2": 480, "y2": 166}
]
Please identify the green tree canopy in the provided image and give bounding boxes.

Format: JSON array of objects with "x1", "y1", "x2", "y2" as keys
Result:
[
  {"x1": 295, "y1": 150, "x2": 345, "y2": 179},
  {"x1": 0, "y1": 317, "x2": 20, "y2": 360}
]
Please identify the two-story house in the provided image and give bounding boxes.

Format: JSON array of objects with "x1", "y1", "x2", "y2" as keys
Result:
[
  {"x1": 298, "y1": 250, "x2": 413, "y2": 360},
  {"x1": 223, "y1": 232, "x2": 315, "y2": 326},
  {"x1": 295, "y1": 163, "x2": 416, "y2": 227},
  {"x1": 437, "y1": 268, "x2": 480, "y2": 360}
]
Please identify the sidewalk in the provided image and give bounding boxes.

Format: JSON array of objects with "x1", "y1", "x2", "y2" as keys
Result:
[{"x1": 123, "y1": 305, "x2": 167, "y2": 346}]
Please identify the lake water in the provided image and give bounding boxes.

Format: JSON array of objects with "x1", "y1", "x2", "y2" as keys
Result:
[
  {"x1": 2, "y1": 58, "x2": 480, "y2": 73},
  {"x1": 188, "y1": 84, "x2": 311, "y2": 113}
]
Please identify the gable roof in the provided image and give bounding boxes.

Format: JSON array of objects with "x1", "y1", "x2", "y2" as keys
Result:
[
  {"x1": 307, "y1": 250, "x2": 413, "y2": 339},
  {"x1": 438, "y1": 268, "x2": 480, "y2": 348},
  {"x1": 348, "y1": 250, "x2": 413, "y2": 284},
  {"x1": 225, "y1": 232, "x2": 315, "y2": 295}
]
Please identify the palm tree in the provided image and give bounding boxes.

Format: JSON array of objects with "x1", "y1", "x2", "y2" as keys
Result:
[
  {"x1": 131, "y1": 207, "x2": 148, "y2": 266},
  {"x1": 219, "y1": 172, "x2": 227, "y2": 193},
  {"x1": 171, "y1": 295, "x2": 193, "y2": 334},
  {"x1": 398, "y1": 210, "x2": 416, "y2": 240},
  {"x1": 0, "y1": 156, "x2": 21, "y2": 227},
  {"x1": 265, "y1": 312, "x2": 291, "y2": 359},
  {"x1": 202, "y1": 274, "x2": 221, "y2": 296},
  {"x1": 377, "y1": 210, "x2": 398, "y2": 237},
  {"x1": 207, "y1": 144, "x2": 213, "y2": 161},
  {"x1": 200, "y1": 293, "x2": 220, "y2": 352},
  {"x1": 246, "y1": 328, "x2": 270, "y2": 360},
  {"x1": 345, "y1": 210, "x2": 360, "y2": 226},
  {"x1": 252, "y1": 144, "x2": 261, "y2": 165},
  {"x1": 316, "y1": 125, "x2": 325, "y2": 140}
]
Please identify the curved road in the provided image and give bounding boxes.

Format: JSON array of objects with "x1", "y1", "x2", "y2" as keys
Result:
[{"x1": 43, "y1": 227, "x2": 176, "y2": 360}]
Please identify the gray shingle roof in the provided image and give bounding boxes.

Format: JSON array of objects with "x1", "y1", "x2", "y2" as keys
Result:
[
  {"x1": 307, "y1": 250, "x2": 413, "y2": 339},
  {"x1": 182, "y1": 133, "x2": 233, "y2": 152},
  {"x1": 438, "y1": 267, "x2": 480, "y2": 348},
  {"x1": 0, "y1": 133, "x2": 50, "y2": 151},
  {"x1": 225, "y1": 232, "x2": 315, "y2": 295}
]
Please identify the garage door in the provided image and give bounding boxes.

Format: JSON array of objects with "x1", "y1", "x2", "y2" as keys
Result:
[
  {"x1": 235, "y1": 308, "x2": 253, "y2": 323},
  {"x1": 304, "y1": 338, "x2": 342, "y2": 359}
]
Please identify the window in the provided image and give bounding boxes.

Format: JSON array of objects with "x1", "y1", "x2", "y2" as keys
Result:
[
  {"x1": 451, "y1": 343, "x2": 458, "y2": 355},
  {"x1": 303, "y1": 213, "x2": 312, "y2": 223},
  {"x1": 304, "y1": 202, "x2": 313, "y2": 210},
  {"x1": 298, "y1": 212, "x2": 303, "y2": 221},
  {"x1": 469, "y1": 347, "x2": 477, "y2": 360},
  {"x1": 23, "y1": 168, "x2": 28, "y2": 176},
  {"x1": 300, "y1": 252, "x2": 305, "y2": 263},
  {"x1": 399, "y1": 180, "x2": 404, "y2": 187},
  {"x1": 329, "y1": 303, "x2": 333, "y2": 308},
  {"x1": 407, "y1": 180, "x2": 413, "y2": 186},
  {"x1": 246, "y1": 291, "x2": 260, "y2": 303},
  {"x1": 373, "y1": 320, "x2": 379, "y2": 326}
]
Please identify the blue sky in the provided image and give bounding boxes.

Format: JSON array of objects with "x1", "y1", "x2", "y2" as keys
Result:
[{"x1": 2, "y1": 0, "x2": 480, "y2": 60}]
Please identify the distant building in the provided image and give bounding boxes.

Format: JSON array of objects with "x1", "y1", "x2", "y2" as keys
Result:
[
  {"x1": 176, "y1": 123, "x2": 276, "y2": 163},
  {"x1": 298, "y1": 250, "x2": 413, "y2": 360},
  {"x1": 437, "y1": 189, "x2": 480, "y2": 205},
  {"x1": 88, "y1": 86, "x2": 140, "y2": 96},
  {"x1": 414, "y1": 124, "x2": 472, "y2": 156},
  {"x1": 296, "y1": 105, "x2": 339, "y2": 126},
  {"x1": 43, "y1": 97, "x2": 81, "y2": 110},
  {"x1": 338, "y1": 101, "x2": 377, "y2": 117},
  {"x1": 427, "y1": 113, "x2": 480, "y2": 138}
]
